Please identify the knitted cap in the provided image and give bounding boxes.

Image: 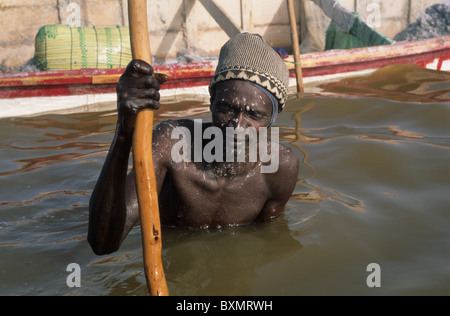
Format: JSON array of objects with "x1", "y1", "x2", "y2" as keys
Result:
[{"x1": 209, "y1": 33, "x2": 290, "y2": 112}]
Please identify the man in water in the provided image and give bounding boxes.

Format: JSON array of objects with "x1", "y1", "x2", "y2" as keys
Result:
[{"x1": 88, "y1": 33, "x2": 299, "y2": 255}]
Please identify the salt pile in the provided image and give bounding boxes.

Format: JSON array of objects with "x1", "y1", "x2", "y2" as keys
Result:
[{"x1": 394, "y1": 1, "x2": 450, "y2": 41}]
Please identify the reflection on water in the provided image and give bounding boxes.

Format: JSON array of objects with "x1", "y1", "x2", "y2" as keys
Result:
[
  {"x1": 162, "y1": 219, "x2": 302, "y2": 296},
  {"x1": 319, "y1": 63, "x2": 450, "y2": 103},
  {"x1": 0, "y1": 64, "x2": 450, "y2": 295}
]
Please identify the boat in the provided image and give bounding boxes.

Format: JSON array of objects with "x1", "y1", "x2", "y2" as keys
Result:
[{"x1": 1, "y1": 35, "x2": 450, "y2": 118}]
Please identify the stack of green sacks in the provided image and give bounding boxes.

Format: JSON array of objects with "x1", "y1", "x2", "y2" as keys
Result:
[
  {"x1": 325, "y1": 12, "x2": 394, "y2": 50},
  {"x1": 34, "y1": 25, "x2": 132, "y2": 70}
]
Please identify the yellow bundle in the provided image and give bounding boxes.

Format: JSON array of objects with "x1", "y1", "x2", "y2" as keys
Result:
[{"x1": 34, "y1": 25, "x2": 132, "y2": 70}]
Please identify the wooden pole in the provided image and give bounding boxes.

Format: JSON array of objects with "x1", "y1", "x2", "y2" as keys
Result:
[
  {"x1": 287, "y1": 0, "x2": 304, "y2": 95},
  {"x1": 128, "y1": 0, "x2": 169, "y2": 296}
]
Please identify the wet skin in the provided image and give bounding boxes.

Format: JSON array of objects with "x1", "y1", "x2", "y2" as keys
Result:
[{"x1": 88, "y1": 60, "x2": 299, "y2": 255}]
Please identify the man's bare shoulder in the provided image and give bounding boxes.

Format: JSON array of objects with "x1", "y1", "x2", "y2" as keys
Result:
[
  {"x1": 152, "y1": 119, "x2": 193, "y2": 165},
  {"x1": 154, "y1": 118, "x2": 194, "y2": 134},
  {"x1": 255, "y1": 144, "x2": 298, "y2": 222},
  {"x1": 280, "y1": 144, "x2": 299, "y2": 168},
  {"x1": 264, "y1": 144, "x2": 299, "y2": 195},
  {"x1": 154, "y1": 119, "x2": 213, "y2": 136}
]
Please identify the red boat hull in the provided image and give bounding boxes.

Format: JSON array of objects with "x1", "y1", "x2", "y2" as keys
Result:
[{"x1": 0, "y1": 36, "x2": 449, "y2": 110}]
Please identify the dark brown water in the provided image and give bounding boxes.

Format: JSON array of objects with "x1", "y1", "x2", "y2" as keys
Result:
[{"x1": 0, "y1": 64, "x2": 449, "y2": 295}]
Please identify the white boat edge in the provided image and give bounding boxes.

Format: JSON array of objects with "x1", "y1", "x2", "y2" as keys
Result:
[
  {"x1": 0, "y1": 69, "x2": 378, "y2": 119},
  {"x1": 1, "y1": 57, "x2": 449, "y2": 119}
]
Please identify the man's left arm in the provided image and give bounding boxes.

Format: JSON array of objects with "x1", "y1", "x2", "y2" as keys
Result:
[{"x1": 256, "y1": 146, "x2": 299, "y2": 222}]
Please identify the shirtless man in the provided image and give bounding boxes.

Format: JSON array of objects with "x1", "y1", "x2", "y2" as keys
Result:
[{"x1": 88, "y1": 33, "x2": 299, "y2": 255}]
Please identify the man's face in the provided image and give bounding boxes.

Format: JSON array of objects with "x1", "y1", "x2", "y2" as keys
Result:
[{"x1": 210, "y1": 80, "x2": 273, "y2": 131}]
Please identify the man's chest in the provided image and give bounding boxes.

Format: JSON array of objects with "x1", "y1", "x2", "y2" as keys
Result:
[{"x1": 167, "y1": 165, "x2": 270, "y2": 227}]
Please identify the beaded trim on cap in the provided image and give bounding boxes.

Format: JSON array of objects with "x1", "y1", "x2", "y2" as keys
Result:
[{"x1": 209, "y1": 68, "x2": 288, "y2": 112}]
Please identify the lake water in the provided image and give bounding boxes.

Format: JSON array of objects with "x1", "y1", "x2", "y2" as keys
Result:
[{"x1": 0, "y1": 64, "x2": 449, "y2": 295}]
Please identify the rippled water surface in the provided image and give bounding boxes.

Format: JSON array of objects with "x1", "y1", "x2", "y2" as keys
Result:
[{"x1": 1, "y1": 64, "x2": 449, "y2": 295}]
